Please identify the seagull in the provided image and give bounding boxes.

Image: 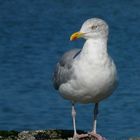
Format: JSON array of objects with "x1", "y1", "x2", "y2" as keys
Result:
[{"x1": 53, "y1": 18, "x2": 118, "y2": 140}]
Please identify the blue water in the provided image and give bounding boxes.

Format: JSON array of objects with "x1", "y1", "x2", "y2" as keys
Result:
[{"x1": 0, "y1": 0, "x2": 140, "y2": 139}]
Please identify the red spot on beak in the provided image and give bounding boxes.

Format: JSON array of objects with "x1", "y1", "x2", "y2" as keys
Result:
[{"x1": 73, "y1": 36, "x2": 77, "y2": 40}]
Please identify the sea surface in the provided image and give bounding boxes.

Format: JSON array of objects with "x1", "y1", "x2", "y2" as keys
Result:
[{"x1": 0, "y1": 0, "x2": 140, "y2": 139}]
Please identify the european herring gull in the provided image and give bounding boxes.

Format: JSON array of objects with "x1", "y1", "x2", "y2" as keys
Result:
[{"x1": 53, "y1": 18, "x2": 118, "y2": 140}]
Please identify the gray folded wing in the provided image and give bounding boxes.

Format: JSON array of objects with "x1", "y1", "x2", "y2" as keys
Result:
[{"x1": 53, "y1": 49, "x2": 81, "y2": 90}]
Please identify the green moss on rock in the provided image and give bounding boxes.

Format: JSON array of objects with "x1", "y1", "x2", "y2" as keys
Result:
[{"x1": 0, "y1": 130, "x2": 19, "y2": 140}]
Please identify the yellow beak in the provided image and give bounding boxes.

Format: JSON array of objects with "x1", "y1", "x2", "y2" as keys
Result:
[{"x1": 70, "y1": 32, "x2": 84, "y2": 41}]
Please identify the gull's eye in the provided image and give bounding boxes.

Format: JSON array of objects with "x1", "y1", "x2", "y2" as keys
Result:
[{"x1": 91, "y1": 25, "x2": 97, "y2": 30}]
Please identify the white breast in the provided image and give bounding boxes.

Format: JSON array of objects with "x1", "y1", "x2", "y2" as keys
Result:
[{"x1": 59, "y1": 38, "x2": 117, "y2": 103}]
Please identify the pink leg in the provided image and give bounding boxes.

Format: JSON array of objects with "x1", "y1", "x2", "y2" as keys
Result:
[
  {"x1": 73, "y1": 133, "x2": 89, "y2": 140},
  {"x1": 72, "y1": 103, "x2": 89, "y2": 139},
  {"x1": 71, "y1": 103, "x2": 77, "y2": 137},
  {"x1": 88, "y1": 103, "x2": 107, "y2": 140},
  {"x1": 88, "y1": 132, "x2": 107, "y2": 140}
]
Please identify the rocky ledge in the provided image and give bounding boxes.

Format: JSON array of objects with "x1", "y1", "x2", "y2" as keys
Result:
[
  {"x1": 0, "y1": 130, "x2": 139, "y2": 140},
  {"x1": 0, "y1": 130, "x2": 85, "y2": 140}
]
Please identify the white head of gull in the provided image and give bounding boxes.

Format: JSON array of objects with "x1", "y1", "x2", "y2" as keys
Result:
[{"x1": 53, "y1": 18, "x2": 118, "y2": 140}]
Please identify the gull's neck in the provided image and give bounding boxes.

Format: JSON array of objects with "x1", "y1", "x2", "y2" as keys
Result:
[{"x1": 80, "y1": 37, "x2": 108, "y2": 61}]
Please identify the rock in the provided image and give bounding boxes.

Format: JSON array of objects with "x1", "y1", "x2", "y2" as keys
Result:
[
  {"x1": 0, "y1": 130, "x2": 85, "y2": 140},
  {"x1": 0, "y1": 130, "x2": 18, "y2": 140},
  {"x1": 1, "y1": 130, "x2": 139, "y2": 140},
  {"x1": 18, "y1": 131, "x2": 36, "y2": 140}
]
